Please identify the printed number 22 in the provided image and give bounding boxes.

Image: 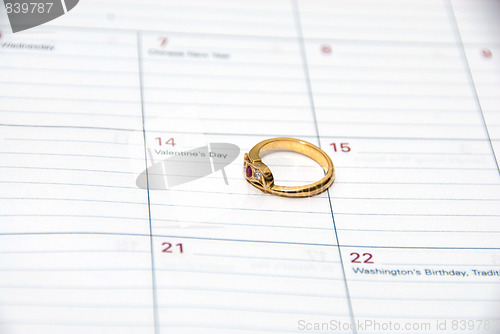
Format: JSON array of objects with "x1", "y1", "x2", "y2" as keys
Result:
[{"x1": 350, "y1": 252, "x2": 373, "y2": 264}]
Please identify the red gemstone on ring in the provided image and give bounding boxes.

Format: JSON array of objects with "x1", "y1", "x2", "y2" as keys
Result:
[{"x1": 246, "y1": 166, "x2": 252, "y2": 178}]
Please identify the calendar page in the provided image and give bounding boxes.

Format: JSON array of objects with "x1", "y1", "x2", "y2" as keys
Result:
[{"x1": 0, "y1": 0, "x2": 499, "y2": 333}]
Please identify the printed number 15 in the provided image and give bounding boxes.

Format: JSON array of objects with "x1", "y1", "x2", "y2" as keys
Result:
[{"x1": 330, "y1": 143, "x2": 350, "y2": 152}]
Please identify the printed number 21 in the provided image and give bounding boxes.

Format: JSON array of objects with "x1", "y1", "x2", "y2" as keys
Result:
[{"x1": 162, "y1": 242, "x2": 183, "y2": 253}]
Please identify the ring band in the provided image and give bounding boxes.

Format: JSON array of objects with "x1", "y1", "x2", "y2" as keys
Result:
[{"x1": 243, "y1": 137, "x2": 335, "y2": 198}]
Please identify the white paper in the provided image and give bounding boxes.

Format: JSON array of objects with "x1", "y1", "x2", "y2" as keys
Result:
[{"x1": 0, "y1": 0, "x2": 499, "y2": 333}]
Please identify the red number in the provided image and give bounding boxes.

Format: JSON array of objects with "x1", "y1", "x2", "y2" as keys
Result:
[
  {"x1": 341, "y1": 143, "x2": 350, "y2": 152},
  {"x1": 165, "y1": 137, "x2": 176, "y2": 147},
  {"x1": 321, "y1": 44, "x2": 332, "y2": 55},
  {"x1": 363, "y1": 253, "x2": 374, "y2": 264},
  {"x1": 481, "y1": 48, "x2": 492, "y2": 59},
  {"x1": 351, "y1": 252, "x2": 374, "y2": 264},
  {"x1": 162, "y1": 242, "x2": 172, "y2": 253},
  {"x1": 162, "y1": 242, "x2": 183, "y2": 253},
  {"x1": 155, "y1": 137, "x2": 176, "y2": 146},
  {"x1": 350, "y1": 252, "x2": 361, "y2": 263},
  {"x1": 159, "y1": 37, "x2": 168, "y2": 47},
  {"x1": 330, "y1": 143, "x2": 350, "y2": 152}
]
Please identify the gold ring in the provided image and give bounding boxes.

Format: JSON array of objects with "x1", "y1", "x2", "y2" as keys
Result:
[{"x1": 243, "y1": 137, "x2": 335, "y2": 198}]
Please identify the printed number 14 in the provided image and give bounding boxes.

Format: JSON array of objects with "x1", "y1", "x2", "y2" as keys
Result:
[{"x1": 155, "y1": 137, "x2": 176, "y2": 147}]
